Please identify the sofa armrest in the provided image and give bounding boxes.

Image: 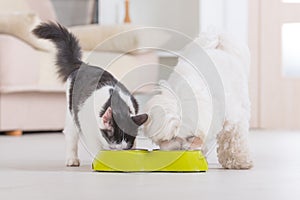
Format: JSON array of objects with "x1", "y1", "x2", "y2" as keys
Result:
[{"x1": 0, "y1": 12, "x2": 53, "y2": 51}]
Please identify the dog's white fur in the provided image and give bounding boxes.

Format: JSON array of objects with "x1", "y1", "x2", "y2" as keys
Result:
[{"x1": 144, "y1": 33, "x2": 253, "y2": 169}]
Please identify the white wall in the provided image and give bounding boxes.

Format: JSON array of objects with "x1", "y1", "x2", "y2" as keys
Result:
[
  {"x1": 130, "y1": 0, "x2": 200, "y2": 38},
  {"x1": 99, "y1": 0, "x2": 248, "y2": 41},
  {"x1": 224, "y1": 0, "x2": 248, "y2": 42},
  {"x1": 99, "y1": 0, "x2": 121, "y2": 24},
  {"x1": 200, "y1": 0, "x2": 225, "y2": 32},
  {"x1": 52, "y1": 0, "x2": 94, "y2": 26},
  {"x1": 99, "y1": 0, "x2": 200, "y2": 38},
  {"x1": 200, "y1": 0, "x2": 248, "y2": 42}
]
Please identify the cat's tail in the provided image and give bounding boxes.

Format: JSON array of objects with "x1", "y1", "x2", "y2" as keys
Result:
[{"x1": 32, "y1": 22, "x2": 82, "y2": 82}]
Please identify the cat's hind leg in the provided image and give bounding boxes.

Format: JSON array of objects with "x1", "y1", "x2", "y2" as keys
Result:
[{"x1": 64, "y1": 110, "x2": 80, "y2": 167}]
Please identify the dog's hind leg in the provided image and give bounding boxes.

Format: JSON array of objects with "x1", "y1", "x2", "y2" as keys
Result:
[{"x1": 217, "y1": 120, "x2": 253, "y2": 169}]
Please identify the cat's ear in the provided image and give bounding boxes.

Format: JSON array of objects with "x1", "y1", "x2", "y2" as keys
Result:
[
  {"x1": 131, "y1": 114, "x2": 148, "y2": 126},
  {"x1": 102, "y1": 107, "x2": 113, "y2": 130}
]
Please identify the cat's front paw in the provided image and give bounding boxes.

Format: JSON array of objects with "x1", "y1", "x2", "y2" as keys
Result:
[{"x1": 66, "y1": 158, "x2": 80, "y2": 167}]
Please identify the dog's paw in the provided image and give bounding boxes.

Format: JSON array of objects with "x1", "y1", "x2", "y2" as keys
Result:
[
  {"x1": 220, "y1": 158, "x2": 253, "y2": 169},
  {"x1": 237, "y1": 160, "x2": 253, "y2": 169},
  {"x1": 158, "y1": 137, "x2": 183, "y2": 150},
  {"x1": 217, "y1": 147, "x2": 253, "y2": 169},
  {"x1": 66, "y1": 158, "x2": 80, "y2": 167}
]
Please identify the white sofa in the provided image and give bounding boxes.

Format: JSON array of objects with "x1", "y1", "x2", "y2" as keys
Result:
[{"x1": 0, "y1": 0, "x2": 158, "y2": 135}]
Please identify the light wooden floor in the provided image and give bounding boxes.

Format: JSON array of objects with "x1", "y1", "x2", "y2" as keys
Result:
[{"x1": 0, "y1": 130, "x2": 300, "y2": 200}]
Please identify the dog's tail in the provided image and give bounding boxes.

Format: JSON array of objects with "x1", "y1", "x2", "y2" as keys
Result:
[
  {"x1": 194, "y1": 33, "x2": 250, "y2": 75},
  {"x1": 32, "y1": 22, "x2": 82, "y2": 82}
]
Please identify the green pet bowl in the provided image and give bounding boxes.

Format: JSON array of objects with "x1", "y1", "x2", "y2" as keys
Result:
[{"x1": 92, "y1": 150, "x2": 208, "y2": 172}]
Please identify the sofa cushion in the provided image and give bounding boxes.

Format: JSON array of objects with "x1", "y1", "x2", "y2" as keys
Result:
[
  {"x1": 69, "y1": 24, "x2": 171, "y2": 53},
  {"x1": 0, "y1": 35, "x2": 158, "y2": 94},
  {"x1": 0, "y1": 35, "x2": 63, "y2": 93},
  {"x1": 0, "y1": 35, "x2": 40, "y2": 92},
  {"x1": 82, "y1": 51, "x2": 159, "y2": 92}
]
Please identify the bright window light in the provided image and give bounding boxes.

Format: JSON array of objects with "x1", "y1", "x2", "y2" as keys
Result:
[
  {"x1": 282, "y1": 0, "x2": 300, "y2": 3},
  {"x1": 282, "y1": 23, "x2": 300, "y2": 77}
]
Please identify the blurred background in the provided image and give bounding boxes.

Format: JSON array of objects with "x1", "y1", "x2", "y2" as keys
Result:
[
  {"x1": 1, "y1": 1, "x2": 300, "y2": 199},
  {"x1": 0, "y1": 0, "x2": 300, "y2": 134}
]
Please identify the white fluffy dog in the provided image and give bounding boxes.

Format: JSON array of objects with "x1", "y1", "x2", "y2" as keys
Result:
[{"x1": 144, "y1": 33, "x2": 253, "y2": 169}]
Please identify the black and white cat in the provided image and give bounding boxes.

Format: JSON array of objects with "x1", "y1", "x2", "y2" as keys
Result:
[{"x1": 33, "y1": 22, "x2": 148, "y2": 166}]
